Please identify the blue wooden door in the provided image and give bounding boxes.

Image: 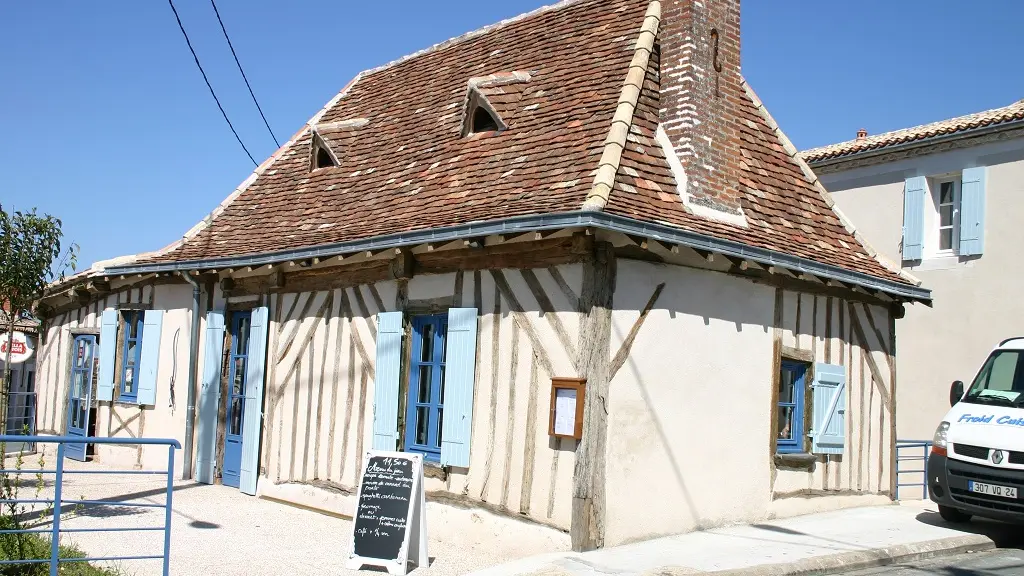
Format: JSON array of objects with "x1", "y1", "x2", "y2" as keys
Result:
[
  {"x1": 222, "y1": 312, "x2": 251, "y2": 488},
  {"x1": 66, "y1": 335, "x2": 96, "y2": 461},
  {"x1": 404, "y1": 314, "x2": 448, "y2": 462}
]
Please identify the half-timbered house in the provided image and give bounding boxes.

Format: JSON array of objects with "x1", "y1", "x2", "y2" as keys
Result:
[{"x1": 36, "y1": 0, "x2": 931, "y2": 550}]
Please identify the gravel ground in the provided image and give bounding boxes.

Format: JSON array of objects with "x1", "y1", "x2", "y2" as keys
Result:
[{"x1": 6, "y1": 453, "x2": 568, "y2": 575}]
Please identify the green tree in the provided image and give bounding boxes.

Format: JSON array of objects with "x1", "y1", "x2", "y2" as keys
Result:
[{"x1": 0, "y1": 207, "x2": 77, "y2": 433}]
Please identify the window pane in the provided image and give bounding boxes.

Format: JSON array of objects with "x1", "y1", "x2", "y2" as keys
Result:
[
  {"x1": 420, "y1": 324, "x2": 434, "y2": 362},
  {"x1": 76, "y1": 340, "x2": 86, "y2": 368},
  {"x1": 416, "y1": 407, "x2": 430, "y2": 445},
  {"x1": 238, "y1": 317, "x2": 250, "y2": 352},
  {"x1": 777, "y1": 406, "x2": 794, "y2": 440},
  {"x1": 418, "y1": 366, "x2": 432, "y2": 403},
  {"x1": 230, "y1": 398, "x2": 243, "y2": 435},
  {"x1": 986, "y1": 352, "x2": 1019, "y2": 392},
  {"x1": 441, "y1": 323, "x2": 448, "y2": 363},
  {"x1": 940, "y1": 229, "x2": 953, "y2": 251},
  {"x1": 939, "y1": 204, "x2": 953, "y2": 226},
  {"x1": 127, "y1": 312, "x2": 141, "y2": 339},
  {"x1": 437, "y1": 408, "x2": 444, "y2": 448},
  {"x1": 233, "y1": 358, "x2": 246, "y2": 395},
  {"x1": 73, "y1": 372, "x2": 84, "y2": 399},
  {"x1": 778, "y1": 369, "x2": 795, "y2": 403},
  {"x1": 439, "y1": 366, "x2": 446, "y2": 404},
  {"x1": 940, "y1": 182, "x2": 954, "y2": 204}
]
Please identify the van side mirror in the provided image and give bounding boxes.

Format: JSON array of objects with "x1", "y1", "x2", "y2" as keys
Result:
[{"x1": 950, "y1": 380, "x2": 965, "y2": 406}]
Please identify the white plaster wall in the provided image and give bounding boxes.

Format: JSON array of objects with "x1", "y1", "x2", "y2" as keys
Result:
[
  {"x1": 605, "y1": 259, "x2": 775, "y2": 545},
  {"x1": 823, "y1": 139, "x2": 1024, "y2": 440},
  {"x1": 605, "y1": 259, "x2": 896, "y2": 545}
]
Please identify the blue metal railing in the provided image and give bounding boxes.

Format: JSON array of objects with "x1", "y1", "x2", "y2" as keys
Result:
[
  {"x1": 896, "y1": 439, "x2": 932, "y2": 500},
  {"x1": 0, "y1": 435, "x2": 180, "y2": 576}
]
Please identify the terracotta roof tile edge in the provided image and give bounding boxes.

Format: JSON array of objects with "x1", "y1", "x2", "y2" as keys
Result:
[
  {"x1": 800, "y1": 98, "x2": 1024, "y2": 163},
  {"x1": 583, "y1": 0, "x2": 661, "y2": 211},
  {"x1": 359, "y1": 0, "x2": 591, "y2": 81},
  {"x1": 741, "y1": 79, "x2": 922, "y2": 288},
  {"x1": 147, "y1": 72, "x2": 367, "y2": 261}
]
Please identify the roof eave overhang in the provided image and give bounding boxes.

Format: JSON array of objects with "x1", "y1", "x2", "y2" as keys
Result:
[
  {"x1": 101, "y1": 212, "x2": 932, "y2": 304},
  {"x1": 805, "y1": 118, "x2": 1024, "y2": 170}
]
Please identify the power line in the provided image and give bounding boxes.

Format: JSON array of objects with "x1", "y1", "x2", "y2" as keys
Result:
[
  {"x1": 209, "y1": 0, "x2": 280, "y2": 148},
  {"x1": 167, "y1": 0, "x2": 258, "y2": 166}
]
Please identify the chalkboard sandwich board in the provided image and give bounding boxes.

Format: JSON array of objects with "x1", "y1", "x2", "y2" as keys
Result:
[{"x1": 347, "y1": 451, "x2": 428, "y2": 575}]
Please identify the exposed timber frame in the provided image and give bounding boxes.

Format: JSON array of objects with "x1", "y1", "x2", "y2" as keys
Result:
[{"x1": 570, "y1": 241, "x2": 615, "y2": 551}]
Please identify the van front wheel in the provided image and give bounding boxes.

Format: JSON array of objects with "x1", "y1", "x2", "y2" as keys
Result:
[{"x1": 939, "y1": 505, "x2": 972, "y2": 523}]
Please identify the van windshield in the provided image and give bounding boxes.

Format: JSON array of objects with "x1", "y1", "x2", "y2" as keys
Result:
[{"x1": 963, "y1": 350, "x2": 1024, "y2": 407}]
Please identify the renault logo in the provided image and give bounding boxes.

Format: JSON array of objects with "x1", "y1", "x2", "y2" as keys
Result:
[{"x1": 992, "y1": 450, "x2": 1005, "y2": 465}]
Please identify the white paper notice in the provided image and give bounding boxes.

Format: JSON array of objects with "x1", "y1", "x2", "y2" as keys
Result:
[{"x1": 554, "y1": 388, "x2": 577, "y2": 436}]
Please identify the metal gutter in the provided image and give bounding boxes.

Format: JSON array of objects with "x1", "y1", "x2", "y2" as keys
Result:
[
  {"x1": 103, "y1": 212, "x2": 931, "y2": 303},
  {"x1": 805, "y1": 118, "x2": 1024, "y2": 170}
]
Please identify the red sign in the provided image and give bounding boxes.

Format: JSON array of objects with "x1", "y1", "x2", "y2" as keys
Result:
[
  {"x1": 0, "y1": 341, "x2": 25, "y2": 355},
  {"x1": 0, "y1": 332, "x2": 33, "y2": 364}
]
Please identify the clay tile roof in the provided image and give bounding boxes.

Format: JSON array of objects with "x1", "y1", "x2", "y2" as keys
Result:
[
  {"x1": 128, "y1": 0, "x2": 921, "y2": 298},
  {"x1": 801, "y1": 99, "x2": 1024, "y2": 163}
]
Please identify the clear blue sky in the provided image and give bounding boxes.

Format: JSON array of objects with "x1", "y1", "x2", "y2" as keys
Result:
[{"x1": 2, "y1": 1, "x2": 1022, "y2": 269}]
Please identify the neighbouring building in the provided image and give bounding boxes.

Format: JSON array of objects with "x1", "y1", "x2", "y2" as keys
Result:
[
  {"x1": 35, "y1": 0, "x2": 930, "y2": 550},
  {"x1": 802, "y1": 99, "x2": 1024, "y2": 442},
  {"x1": 1, "y1": 307, "x2": 39, "y2": 451}
]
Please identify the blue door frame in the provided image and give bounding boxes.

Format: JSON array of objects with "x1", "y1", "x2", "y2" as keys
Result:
[
  {"x1": 222, "y1": 312, "x2": 251, "y2": 488},
  {"x1": 66, "y1": 335, "x2": 96, "y2": 461},
  {"x1": 404, "y1": 314, "x2": 448, "y2": 462}
]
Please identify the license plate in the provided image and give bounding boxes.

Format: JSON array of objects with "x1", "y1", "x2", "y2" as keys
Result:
[{"x1": 968, "y1": 481, "x2": 1019, "y2": 499}]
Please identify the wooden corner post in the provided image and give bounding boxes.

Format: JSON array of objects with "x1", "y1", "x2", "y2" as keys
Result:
[{"x1": 570, "y1": 242, "x2": 615, "y2": 552}]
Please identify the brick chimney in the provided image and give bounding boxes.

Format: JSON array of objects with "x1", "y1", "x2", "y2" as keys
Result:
[
  {"x1": 856, "y1": 128, "x2": 868, "y2": 139},
  {"x1": 659, "y1": 0, "x2": 743, "y2": 216}
]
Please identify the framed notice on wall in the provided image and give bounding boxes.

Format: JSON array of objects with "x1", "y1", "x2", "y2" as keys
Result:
[{"x1": 549, "y1": 377, "x2": 585, "y2": 440}]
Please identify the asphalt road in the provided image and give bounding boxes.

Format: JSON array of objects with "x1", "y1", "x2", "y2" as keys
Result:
[{"x1": 839, "y1": 549, "x2": 1024, "y2": 575}]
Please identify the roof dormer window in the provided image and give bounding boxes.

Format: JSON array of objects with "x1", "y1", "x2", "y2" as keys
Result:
[
  {"x1": 316, "y1": 146, "x2": 335, "y2": 169},
  {"x1": 471, "y1": 105, "x2": 500, "y2": 134},
  {"x1": 459, "y1": 73, "x2": 534, "y2": 138},
  {"x1": 310, "y1": 131, "x2": 339, "y2": 171}
]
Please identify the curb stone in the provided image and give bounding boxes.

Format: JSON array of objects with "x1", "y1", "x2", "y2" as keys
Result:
[{"x1": 643, "y1": 534, "x2": 996, "y2": 576}]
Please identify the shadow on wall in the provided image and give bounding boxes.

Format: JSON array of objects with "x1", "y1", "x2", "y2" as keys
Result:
[{"x1": 610, "y1": 260, "x2": 774, "y2": 529}]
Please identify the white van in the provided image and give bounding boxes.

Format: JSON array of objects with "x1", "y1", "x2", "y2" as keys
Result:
[{"x1": 929, "y1": 337, "x2": 1024, "y2": 524}]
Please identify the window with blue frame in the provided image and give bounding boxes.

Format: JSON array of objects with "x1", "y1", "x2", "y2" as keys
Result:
[
  {"x1": 119, "y1": 310, "x2": 145, "y2": 401},
  {"x1": 404, "y1": 314, "x2": 448, "y2": 461},
  {"x1": 777, "y1": 360, "x2": 808, "y2": 453}
]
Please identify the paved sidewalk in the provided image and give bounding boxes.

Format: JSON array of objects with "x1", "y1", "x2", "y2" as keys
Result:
[
  {"x1": 14, "y1": 454, "x2": 567, "y2": 575},
  {"x1": 471, "y1": 501, "x2": 1023, "y2": 576}
]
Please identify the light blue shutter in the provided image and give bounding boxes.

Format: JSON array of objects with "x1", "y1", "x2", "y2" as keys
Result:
[
  {"x1": 441, "y1": 308, "x2": 479, "y2": 467},
  {"x1": 196, "y1": 311, "x2": 225, "y2": 484},
  {"x1": 902, "y1": 176, "x2": 926, "y2": 261},
  {"x1": 135, "y1": 310, "x2": 163, "y2": 405},
  {"x1": 372, "y1": 311, "x2": 403, "y2": 451},
  {"x1": 959, "y1": 166, "x2": 987, "y2": 256},
  {"x1": 240, "y1": 306, "x2": 269, "y2": 495},
  {"x1": 97, "y1": 309, "x2": 118, "y2": 401},
  {"x1": 811, "y1": 362, "x2": 846, "y2": 455}
]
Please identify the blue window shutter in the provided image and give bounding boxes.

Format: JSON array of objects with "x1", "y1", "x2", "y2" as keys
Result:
[
  {"x1": 97, "y1": 309, "x2": 118, "y2": 401},
  {"x1": 959, "y1": 166, "x2": 987, "y2": 256},
  {"x1": 441, "y1": 308, "x2": 479, "y2": 467},
  {"x1": 196, "y1": 311, "x2": 225, "y2": 484},
  {"x1": 811, "y1": 362, "x2": 846, "y2": 455},
  {"x1": 240, "y1": 306, "x2": 269, "y2": 495},
  {"x1": 135, "y1": 310, "x2": 164, "y2": 405},
  {"x1": 902, "y1": 176, "x2": 926, "y2": 260},
  {"x1": 372, "y1": 311, "x2": 404, "y2": 451}
]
